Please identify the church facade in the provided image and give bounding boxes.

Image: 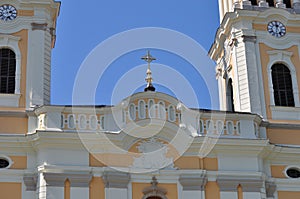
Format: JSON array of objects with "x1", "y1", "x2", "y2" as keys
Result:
[{"x1": 0, "y1": 0, "x2": 300, "y2": 199}]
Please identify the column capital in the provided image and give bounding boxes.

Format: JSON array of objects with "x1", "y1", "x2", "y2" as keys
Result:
[
  {"x1": 102, "y1": 172, "x2": 130, "y2": 189},
  {"x1": 43, "y1": 172, "x2": 92, "y2": 187},
  {"x1": 242, "y1": 35, "x2": 257, "y2": 43},
  {"x1": 217, "y1": 176, "x2": 263, "y2": 192},
  {"x1": 23, "y1": 174, "x2": 37, "y2": 191},
  {"x1": 179, "y1": 174, "x2": 207, "y2": 191},
  {"x1": 266, "y1": 181, "x2": 276, "y2": 198}
]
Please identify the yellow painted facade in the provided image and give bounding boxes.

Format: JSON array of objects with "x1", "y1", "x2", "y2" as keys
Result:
[
  {"x1": 271, "y1": 165, "x2": 287, "y2": 178},
  {"x1": 0, "y1": 117, "x2": 27, "y2": 134},
  {"x1": 10, "y1": 156, "x2": 27, "y2": 169},
  {"x1": 0, "y1": 182, "x2": 22, "y2": 199},
  {"x1": 205, "y1": 182, "x2": 220, "y2": 199},
  {"x1": 278, "y1": 191, "x2": 300, "y2": 198},
  {"x1": 90, "y1": 177, "x2": 105, "y2": 199}
]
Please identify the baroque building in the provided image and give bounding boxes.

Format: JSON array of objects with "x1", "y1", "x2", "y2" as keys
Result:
[{"x1": 0, "y1": 0, "x2": 299, "y2": 199}]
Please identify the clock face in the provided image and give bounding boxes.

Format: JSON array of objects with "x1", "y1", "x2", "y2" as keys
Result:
[
  {"x1": 267, "y1": 21, "x2": 286, "y2": 38},
  {"x1": 0, "y1": 4, "x2": 17, "y2": 21}
]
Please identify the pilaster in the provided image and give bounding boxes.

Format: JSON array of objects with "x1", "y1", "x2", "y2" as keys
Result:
[
  {"x1": 102, "y1": 172, "x2": 130, "y2": 199},
  {"x1": 179, "y1": 174, "x2": 207, "y2": 199},
  {"x1": 41, "y1": 172, "x2": 92, "y2": 199}
]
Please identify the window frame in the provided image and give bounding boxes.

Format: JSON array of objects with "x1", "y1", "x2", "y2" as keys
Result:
[
  {"x1": 267, "y1": 50, "x2": 299, "y2": 107},
  {"x1": 271, "y1": 63, "x2": 295, "y2": 107},
  {"x1": 0, "y1": 35, "x2": 21, "y2": 107}
]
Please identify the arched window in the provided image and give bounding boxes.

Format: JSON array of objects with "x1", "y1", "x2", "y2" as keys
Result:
[
  {"x1": 226, "y1": 79, "x2": 235, "y2": 112},
  {"x1": 267, "y1": 0, "x2": 275, "y2": 7},
  {"x1": 271, "y1": 64, "x2": 294, "y2": 107},
  {"x1": 0, "y1": 49, "x2": 16, "y2": 94},
  {"x1": 138, "y1": 100, "x2": 146, "y2": 119}
]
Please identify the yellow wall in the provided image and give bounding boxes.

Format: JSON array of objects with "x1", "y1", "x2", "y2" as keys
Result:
[
  {"x1": 0, "y1": 182, "x2": 22, "y2": 199},
  {"x1": 278, "y1": 191, "x2": 300, "y2": 198},
  {"x1": 0, "y1": 117, "x2": 27, "y2": 134},
  {"x1": 174, "y1": 157, "x2": 218, "y2": 170},
  {"x1": 271, "y1": 165, "x2": 287, "y2": 178},
  {"x1": 90, "y1": 177, "x2": 105, "y2": 199},
  {"x1": 18, "y1": 10, "x2": 34, "y2": 16},
  {"x1": 12, "y1": 30, "x2": 28, "y2": 108},
  {"x1": 89, "y1": 153, "x2": 134, "y2": 167},
  {"x1": 132, "y1": 182, "x2": 177, "y2": 199},
  {"x1": 238, "y1": 184, "x2": 243, "y2": 199},
  {"x1": 64, "y1": 179, "x2": 70, "y2": 199},
  {"x1": 205, "y1": 181, "x2": 220, "y2": 199},
  {"x1": 267, "y1": 128, "x2": 300, "y2": 145},
  {"x1": 10, "y1": 156, "x2": 27, "y2": 169}
]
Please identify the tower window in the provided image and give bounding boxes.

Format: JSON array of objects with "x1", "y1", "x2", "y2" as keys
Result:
[
  {"x1": 226, "y1": 79, "x2": 235, "y2": 112},
  {"x1": 271, "y1": 64, "x2": 294, "y2": 107},
  {"x1": 267, "y1": 0, "x2": 275, "y2": 7},
  {"x1": 0, "y1": 49, "x2": 16, "y2": 94}
]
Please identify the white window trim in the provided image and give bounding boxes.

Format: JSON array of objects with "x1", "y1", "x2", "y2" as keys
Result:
[
  {"x1": 168, "y1": 105, "x2": 176, "y2": 122},
  {"x1": 0, "y1": 34, "x2": 21, "y2": 94},
  {"x1": 267, "y1": 50, "x2": 300, "y2": 107},
  {"x1": 138, "y1": 100, "x2": 146, "y2": 119},
  {"x1": 284, "y1": 165, "x2": 300, "y2": 179}
]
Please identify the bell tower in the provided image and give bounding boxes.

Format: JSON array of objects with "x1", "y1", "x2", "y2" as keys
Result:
[
  {"x1": 0, "y1": 0, "x2": 60, "y2": 109},
  {"x1": 209, "y1": 0, "x2": 300, "y2": 121}
]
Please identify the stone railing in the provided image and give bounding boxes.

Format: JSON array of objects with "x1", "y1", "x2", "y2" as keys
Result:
[{"x1": 34, "y1": 104, "x2": 261, "y2": 139}]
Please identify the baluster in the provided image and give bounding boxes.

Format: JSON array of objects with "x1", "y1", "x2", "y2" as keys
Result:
[
  {"x1": 258, "y1": 0, "x2": 269, "y2": 7},
  {"x1": 276, "y1": 0, "x2": 286, "y2": 8}
]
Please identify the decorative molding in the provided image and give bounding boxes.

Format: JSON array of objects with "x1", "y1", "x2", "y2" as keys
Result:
[
  {"x1": 23, "y1": 174, "x2": 37, "y2": 191},
  {"x1": 217, "y1": 176, "x2": 263, "y2": 192},
  {"x1": 142, "y1": 177, "x2": 167, "y2": 199},
  {"x1": 266, "y1": 181, "x2": 276, "y2": 198},
  {"x1": 179, "y1": 173, "x2": 207, "y2": 191},
  {"x1": 242, "y1": 35, "x2": 257, "y2": 43},
  {"x1": 102, "y1": 172, "x2": 130, "y2": 189},
  {"x1": 43, "y1": 172, "x2": 92, "y2": 187},
  {"x1": 31, "y1": 23, "x2": 48, "y2": 31}
]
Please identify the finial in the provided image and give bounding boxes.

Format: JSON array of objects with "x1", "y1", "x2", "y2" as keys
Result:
[{"x1": 141, "y1": 50, "x2": 156, "y2": 92}]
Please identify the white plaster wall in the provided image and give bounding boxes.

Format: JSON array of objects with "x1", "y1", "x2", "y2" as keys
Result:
[
  {"x1": 71, "y1": 187, "x2": 89, "y2": 199},
  {"x1": 105, "y1": 188, "x2": 128, "y2": 199},
  {"x1": 220, "y1": 192, "x2": 238, "y2": 199},
  {"x1": 218, "y1": 156, "x2": 259, "y2": 171},
  {"x1": 182, "y1": 190, "x2": 203, "y2": 199},
  {"x1": 37, "y1": 148, "x2": 89, "y2": 166},
  {"x1": 26, "y1": 29, "x2": 46, "y2": 108}
]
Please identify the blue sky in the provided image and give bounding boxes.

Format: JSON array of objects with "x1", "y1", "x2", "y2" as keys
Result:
[{"x1": 51, "y1": 1, "x2": 220, "y2": 109}]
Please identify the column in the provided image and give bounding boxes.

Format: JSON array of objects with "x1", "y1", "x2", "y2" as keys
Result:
[
  {"x1": 233, "y1": 0, "x2": 241, "y2": 9},
  {"x1": 102, "y1": 172, "x2": 130, "y2": 199},
  {"x1": 275, "y1": 0, "x2": 286, "y2": 8},
  {"x1": 240, "y1": 179, "x2": 263, "y2": 199},
  {"x1": 42, "y1": 173, "x2": 65, "y2": 199},
  {"x1": 258, "y1": 0, "x2": 269, "y2": 7},
  {"x1": 42, "y1": 172, "x2": 92, "y2": 199},
  {"x1": 179, "y1": 174, "x2": 207, "y2": 199},
  {"x1": 23, "y1": 174, "x2": 37, "y2": 199},
  {"x1": 241, "y1": 0, "x2": 252, "y2": 9},
  {"x1": 217, "y1": 178, "x2": 238, "y2": 199},
  {"x1": 265, "y1": 182, "x2": 276, "y2": 199},
  {"x1": 69, "y1": 174, "x2": 92, "y2": 199}
]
